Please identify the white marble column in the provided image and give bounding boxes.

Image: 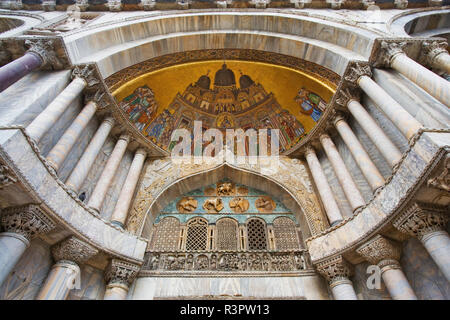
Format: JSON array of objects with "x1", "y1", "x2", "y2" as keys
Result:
[
  {"x1": 304, "y1": 146, "x2": 343, "y2": 226},
  {"x1": 316, "y1": 256, "x2": 358, "y2": 300},
  {"x1": 320, "y1": 133, "x2": 366, "y2": 212},
  {"x1": 0, "y1": 204, "x2": 55, "y2": 287},
  {"x1": 357, "y1": 235, "x2": 417, "y2": 300},
  {"x1": 65, "y1": 117, "x2": 115, "y2": 194},
  {"x1": 110, "y1": 148, "x2": 147, "y2": 228},
  {"x1": 333, "y1": 114, "x2": 385, "y2": 192},
  {"x1": 423, "y1": 40, "x2": 450, "y2": 75},
  {"x1": 26, "y1": 77, "x2": 87, "y2": 143},
  {"x1": 103, "y1": 259, "x2": 140, "y2": 300},
  {"x1": 46, "y1": 101, "x2": 98, "y2": 172},
  {"x1": 36, "y1": 236, "x2": 98, "y2": 300},
  {"x1": 393, "y1": 202, "x2": 450, "y2": 282},
  {"x1": 87, "y1": 134, "x2": 130, "y2": 213}
]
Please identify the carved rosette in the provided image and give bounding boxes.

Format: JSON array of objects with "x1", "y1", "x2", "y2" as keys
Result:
[
  {"x1": 356, "y1": 235, "x2": 402, "y2": 271},
  {"x1": 422, "y1": 40, "x2": 449, "y2": 69},
  {"x1": 0, "y1": 204, "x2": 55, "y2": 241},
  {"x1": 51, "y1": 236, "x2": 99, "y2": 265},
  {"x1": 393, "y1": 202, "x2": 449, "y2": 240},
  {"x1": 0, "y1": 161, "x2": 18, "y2": 189},
  {"x1": 104, "y1": 259, "x2": 140, "y2": 286},
  {"x1": 24, "y1": 39, "x2": 62, "y2": 70},
  {"x1": 373, "y1": 41, "x2": 407, "y2": 68},
  {"x1": 344, "y1": 62, "x2": 372, "y2": 86},
  {"x1": 72, "y1": 65, "x2": 100, "y2": 88},
  {"x1": 315, "y1": 255, "x2": 354, "y2": 284}
]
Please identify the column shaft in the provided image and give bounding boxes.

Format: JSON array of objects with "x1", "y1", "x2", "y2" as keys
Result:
[
  {"x1": 334, "y1": 118, "x2": 385, "y2": 192},
  {"x1": 420, "y1": 231, "x2": 450, "y2": 282},
  {"x1": 381, "y1": 267, "x2": 417, "y2": 300},
  {"x1": 46, "y1": 101, "x2": 98, "y2": 172},
  {"x1": 347, "y1": 100, "x2": 402, "y2": 168},
  {"x1": 305, "y1": 148, "x2": 343, "y2": 226},
  {"x1": 320, "y1": 134, "x2": 366, "y2": 211},
  {"x1": 87, "y1": 135, "x2": 130, "y2": 212},
  {"x1": 36, "y1": 261, "x2": 80, "y2": 300},
  {"x1": 391, "y1": 53, "x2": 450, "y2": 107},
  {"x1": 330, "y1": 279, "x2": 358, "y2": 300},
  {"x1": 110, "y1": 149, "x2": 147, "y2": 227},
  {"x1": 0, "y1": 52, "x2": 42, "y2": 93},
  {"x1": 26, "y1": 77, "x2": 87, "y2": 142},
  {"x1": 104, "y1": 283, "x2": 129, "y2": 300},
  {"x1": 358, "y1": 75, "x2": 423, "y2": 140},
  {"x1": 0, "y1": 232, "x2": 29, "y2": 287},
  {"x1": 433, "y1": 52, "x2": 450, "y2": 75},
  {"x1": 65, "y1": 117, "x2": 115, "y2": 193}
]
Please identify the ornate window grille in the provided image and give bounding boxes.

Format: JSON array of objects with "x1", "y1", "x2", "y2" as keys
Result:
[
  {"x1": 273, "y1": 217, "x2": 300, "y2": 250},
  {"x1": 216, "y1": 218, "x2": 239, "y2": 250},
  {"x1": 186, "y1": 217, "x2": 208, "y2": 251},
  {"x1": 246, "y1": 218, "x2": 268, "y2": 250},
  {"x1": 151, "y1": 217, "x2": 181, "y2": 251}
]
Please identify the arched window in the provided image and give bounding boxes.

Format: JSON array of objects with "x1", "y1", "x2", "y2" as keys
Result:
[
  {"x1": 186, "y1": 217, "x2": 208, "y2": 251},
  {"x1": 273, "y1": 217, "x2": 300, "y2": 250},
  {"x1": 246, "y1": 218, "x2": 268, "y2": 250},
  {"x1": 151, "y1": 217, "x2": 180, "y2": 251},
  {"x1": 216, "y1": 218, "x2": 239, "y2": 251}
]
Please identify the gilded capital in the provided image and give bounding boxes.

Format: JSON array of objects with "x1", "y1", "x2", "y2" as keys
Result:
[
  {"x1": 104, "y1": 259, "x2": 140, "y2": 286},
  {"x1": 315, "y1": 255, "x2": 354, "y2": 284},
  {"x1": 356, "y1": 235, "x2": 402, "y2": 268},
  {"x1": 51, "y1": 236, "x2": 99, "y2": 265}
]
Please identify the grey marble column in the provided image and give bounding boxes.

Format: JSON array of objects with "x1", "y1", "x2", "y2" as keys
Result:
[
  {"x1": 304, "y1": 146, "x2": 343, "y2": 226},
  {"x1": 36, "y1": 236, "x2": 98, "y2": 300},
  {"x1": 103, "y1": 259, "x2": 140, "y2": 300},
  {"x1": 46, "y1": 101, "x2": 98, "y2": 172},
  {"x1": 26, "y1": 77, "x2": 87, "y2": 143},
  {"x1": 316, "y1": 256, "x2": 357, "y2": 300},
  {"x1": 87, "y1": 134, "x2": 130, "y2": 213},
  {"x1": 320, "y1": 133, "x2": 365, "y2": 212},
  {"x1": 0, "y1": 204, "x2": 55, "y2": 287},
  {"x1": 334, "y1": 114, "x2": 385, "y2": 192},
  {"x1": 110, "y1": 148, "x2": 147, "y2": 228},
  {"x1": 347, "y1": 100, "x2": 402, "y2": 168},
  {"x1": 393, "y1": 202, "x2": 450, "y2": 282},
  {"x1": 65, "y1": 117, "x2": 115, "y2": 194},
  {"x1": 357, "y1": 235, "x2": 417, "y2": 300}
]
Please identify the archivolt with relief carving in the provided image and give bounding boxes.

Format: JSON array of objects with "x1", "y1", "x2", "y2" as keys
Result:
[{"x1": 125, "y1": 156, "x2": 329, "y2": 237}]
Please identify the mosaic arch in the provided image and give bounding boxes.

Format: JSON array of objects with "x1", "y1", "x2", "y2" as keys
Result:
[{"x1": 114, "y1": 60, "x2": 335, "y2": 153}]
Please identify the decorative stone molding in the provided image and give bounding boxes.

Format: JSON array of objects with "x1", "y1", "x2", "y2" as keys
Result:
[
  {"x1": 315, "y1": 255, "x2": 353, "y2": 284},
  {"x1": 290, "y1": 0, "x2": 311, "y2": 9},
  {"x1": 344, "y1": 62, "x2": 372, "y2": 86},
  {"x1": 216, "y1": 0, "x2": 232, "y2": 8},
  {"x1": 42, "y1": 0, "x2": 56, "y2": 11},
  {"x1": 422, "y1": 40, "x2": 449, "y2": 69},
  {"x1": 356, "y1": 235, "x2": 401, "y2": 270},
  {"x1": 394, "y1": 0, "x2": 408, "y2": 9},
  {"x1": 24, "y1": 39, "x2": 63, "y2": 70},
  {"x1": 71, "y1": 65, "x2": 100, "y2": 88},
  {"x1": 250, "y1": 0, "x2": 270, "y2": 9},
  {"x1": 0, "y1": 204, "x2": 56, "y2": 241},
  {"x1": 106, "y1": 0, "x2": 123, "y2": 11},
  {"x1": 75, "y1": 0, "x2": 89, "y2": 11},
  {"x1": 393, "y1": 202, "x2": 449, "y2": 240},
  {"x1": 0, "y1": 161, "x2": 18, "y2": 190},
  {"x1": 105, "y1": 259, "x2": 140, "y2": 286},
  {"x1": 140, "y1": 0, "x2": 156, "y2": 10},
  {"x1": 372, "y1": 41, "x2": 407, "y2": 68},
  {"x1": 51, "y1": 236, "x2": 99, "y2": 265},
  {"x1": 427, "y1": 154, "x2": 449, "y2": 192},
  {"x1": 334, "y1": 87, "x2": 359, "y2": 110}
]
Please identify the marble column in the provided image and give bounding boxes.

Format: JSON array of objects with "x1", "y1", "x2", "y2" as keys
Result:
[
  {"x1": 26, "y1": 77, "x2": 87, "y2": 143},
  {"x1": 393, "y1": 202, "x2": 450, "y2": 282},
  {"x1": 104, "y1": 259, "x2": 140, "y2": 300},
  {"x1": 333, "y1": 114, "x2": 385, "y2": 192},
  {"x1": 347, "y1": 100, "x2": 403, "y2": 168},
  {"x1": 320, "y1": 133, "x2": 366, "y2": 212},
  {"x1": 357, "y1": 235, "x2": 417, "y2": 300},
  {"x1": 65, "y1": 117, "x2": 115, "y2": 194},
  {"x1": 87, "y1": 134, "x2": 130, "y2": 213},
  {"x1": 316, "y1": 255, "x2": 357, "y2": 300},
  {"x1": 110, "y1": 148, "x2": 147, "y2": 228},
  {"x1": 0, "y1": 52, "x2": 42, "y2": 93},
  {"x1": 422, "y1": 40, "x2": 450, "y2": 75},
  {"x1": 305, "y1": 146, "x2": 343, "y2": 226},
  {"x1": 46, "y1": 101, "x2": 98, "y2": 172},
  {"x1": 36, "y1": 236, "x2": 98, "y2": 300},
  {"x1": 0, "y1": 204, "x2": 55, "y2": 287}
]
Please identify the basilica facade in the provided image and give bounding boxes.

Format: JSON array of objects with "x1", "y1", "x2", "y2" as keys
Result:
[{"x1": 0, "y1": 0, "x2": 449, "y2": 300}]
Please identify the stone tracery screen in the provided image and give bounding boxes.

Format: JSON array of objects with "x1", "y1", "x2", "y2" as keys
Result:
[
  {"x1": 216, "y1": 218, "x2": 239, "y2": 251},
  {"x1": 247, "y1": 218, "x2": 268, "y2": 250},
  {"x1": 151, "y1": 216, "x2": 180, "y2": 251},
  {"x1": 273, "y1": 217, "x2": 300, "y2": 250},
  {"x1": 186, "y1": 217, "x2": 208, "y2": 251}
]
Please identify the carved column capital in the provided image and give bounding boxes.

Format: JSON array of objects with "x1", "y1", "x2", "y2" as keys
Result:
[
  {"x1": 427, "y1": 154, "x2": 449, "y2": 192},
  {"x1": 344, "y1": 62, "x2": 372, "y2": 86},
  {"x1": 332, "y1": 112, "x2": 347, "y2": 127},
  {"x1": 422, "y1": 40, "x2": 449, "y2": 68},
  {"x1": 304, "y1": 145, "x2": 316, "y2": 157},
  {"x1": 356, "y1": 235, "x2": 402, "y2": 271},
  {"x1": 393, "y1": 202, "x2": 449, "y2": 240},
  {"x1": 373, "y1": 41, "x2": 407, "y2": 68},
  {"x1": 0, "y1": 161, "x2": 18, "y2": 190},
  {"x1": 1, "y1": 204, "x2": 55, "y2": 241},
  {"x1": 106, "y1": 0, "x2": 123, "y2": 11},
  {"x1": 334, "y1": 87, "x2": 359, "y2": 110},
  {"x1": 104, "y1": 259, "x2": 140, "y2": 286},
  {"x1": 51, "y1": 236, "x2": 98, "y2": 265},
  {"x1": 24, "y1": 39, "x2": 62, "y2": 70},
  {"x1": 315, "y1": 255, "x2": 354, "y2": 284},
  {"x1": 72, "y1": 65, "x2": 100, "y2": 88}
]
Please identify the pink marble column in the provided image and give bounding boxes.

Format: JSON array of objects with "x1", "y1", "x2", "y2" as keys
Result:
[
  {"x1": 110, "y1": 148, "x2": 147, "y2": 228},
  {"x1": 334, "y1": 115, "x2": 385, "y2": 192},
  {"x1": 320, "y1": 133, "x2": 366, "y2": 212},
  {"x1": 304, "y1": 146, "x2": 343, "y2": 226},
  {"x1": 65, "y1": 117, "x2": 115, "y2": 194},
  {"x1": 26, "y1": 77, "x2": 87, "y2": 143},
  {"x1": 347, "y1": 100, "x2": 402, "y2": 168},
  {"x1": 0, "y1": 52, "x2": 42, "y2": 93},
  {"x1": 46, "y1": 101, "x2": 98, "y2": 172},
  {"x1": 87, "y1": 134, "x2": 130, "y2": 213}
]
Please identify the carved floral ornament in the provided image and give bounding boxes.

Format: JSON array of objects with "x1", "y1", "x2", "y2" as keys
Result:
[
  {"x1": 422, "y1": 40, "x2": 449, "y2": 67},
  {"x1": 24, "y1": 39, "x2": 63, "y2": 70},
  {"x1": 356, "y1": 235, "x2": 402, "y2": 269},
  {"x1": 51, "y1": 236, "x2": 99, "y2": 265},
  {"x1": 104, "y1": 259, "x2": 140, "y2": 285},
  {"x1": 0, "y1": 161, "x2": 18, "y2": 189},
  {"x1": 343, "y1": 62, "x2": 372, "y2": 86},
  {"x1": 315, "y1": 255, "x2": 354, "y2": 284}
]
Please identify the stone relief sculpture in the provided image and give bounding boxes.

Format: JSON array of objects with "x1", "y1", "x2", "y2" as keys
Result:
[
  {"x1": 255, "y1": 196, "x2": 276, "y2": 212},
  {"x1": 229, "y1": 197, "x2": 250, "y2": 213},
  {"x1": 177, "y1": 197, "x2": 198, "y2": 213},
  {"x1": 217, "y1": 182, "x2": 234, "y2": 196},
  {"x1": 203, "y1": 197, "x2": 224, "y2": 213}
]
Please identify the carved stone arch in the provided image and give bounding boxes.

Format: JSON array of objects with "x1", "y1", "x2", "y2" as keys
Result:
[
  {"x1": 246, "y1": 217, "x2": 268, "y2": 251},
  {"x1": 273, "y1": 216, "x2": 301, "y2": 251},
  {"x1": 186, "y1": 216, "x2": 209, "y2": 251},
  {"x1": 216, "y1": 217, "x2": 239, "y2": 251},
  {"x1": 150, "y1": 216, "x2": 181, "y2": 251}
]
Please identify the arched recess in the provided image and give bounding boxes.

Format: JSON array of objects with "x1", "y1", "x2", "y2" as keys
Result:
[
  {"x1": 273, "y1": 216, "x2": 301, "y2": 251},
  {"x1": 216, "y1": 217, "x2": 239, "y2": 251},
  {"x1": 246, "y1": 217, "x2": 268, "y2": 251},
  {"x1": 149, "y1": 216, "x2": 181, "y2": 251},
  {"x1": 185, "y1": 217, "x2": 208, "y2": 251}
]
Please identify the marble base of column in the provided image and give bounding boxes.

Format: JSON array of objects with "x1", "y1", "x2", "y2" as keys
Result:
[
  {"x1": 420, "y1": 231, "x2": 450, "y2": 282},
  {"x1": 36, "y1": 260, "x2": 80, "y2": 300},
  {"x1": 104, "y1": 282, "x2": 129, "y2": 300},
  {"x1": 330, "y1": 278, "x2": 358, "y2": 300},
  {"x1": 0, "y1": 52, "x2": 43, "y2": 93},
  {"x1": 0, "y1": 232, "x2": 29, "y2": 287},
  {"x1": 380, "y1": 264, "x2": 417, "y2": 300}
]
